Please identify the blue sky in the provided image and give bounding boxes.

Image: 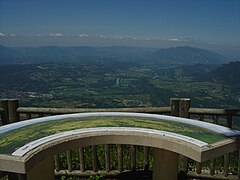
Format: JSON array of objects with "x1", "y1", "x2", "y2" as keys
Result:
[{"x1": 0, "y1": 0, "x2": 240, "y2": 53}]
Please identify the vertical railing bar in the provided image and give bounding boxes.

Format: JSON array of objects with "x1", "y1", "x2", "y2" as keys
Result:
[
  {"x1": 54, "y1": 155, "x2": 60, "y2": 172},
  {"x1": 144, "y1": 146, "x2": 149, "y2": 170},
  {"x1": 79, "y1": 147, "x2": 85, "y2": 172},
  {"x1": 196, "y1": 162, "x2": 202, "y2": 174},
  {"x1": 224, "y1": 154, "x2": 229, "y2": 177},
  {"x1": 199, "y1": 114, "x2": 204, "y2": 121},
  {"x1": 105, "y1": 144, "x2": 110, "y2": 173},
  {"x1": 118, "y1": 144, "x2": 123, "y2": 172},
  {"x1": 92, "y1": 145, "x2": 98, "y2": 172},
  {"x1": 26, "y1": 113, "x2": 31, "y2": 120},
  {"x1": 210, "y1": 158, "x2": 215, "y2": 175},
  {"x1": 38, "y1": 113, "x2": 44, "y2": 118},
  {"x1": 238, "y1": 150, "x2": 240, "y2": 178},
  {"x1": 66, "y1": 150, "x2": 72, "y2": 172},
  {"x1": 214, "y1": 115, "x2": 219, "y2": 124},
  {"x1": 131, "y1": 145, "x2": 136, "y2": 170},
  {"x1": 211, "y1": 114, "x2": 215, "y2": 123},
  {"x1": 227, "y1": 114, "x2": 233, "y2": 128}
]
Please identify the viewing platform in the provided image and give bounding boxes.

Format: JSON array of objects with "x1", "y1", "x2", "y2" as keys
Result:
[{"x1": 0, "y1": 98, "x2": 240, "y2": 180}]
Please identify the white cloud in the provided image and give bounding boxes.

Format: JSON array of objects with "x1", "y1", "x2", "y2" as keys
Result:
[
  {"x1": 144, "y1": 38, "x2": 150, "y2": 41},
  {"x1": 168, "y1": 38, "x2": 180, "y2": 42},
  {"x1": 79, "y1": 34, "x2": 89, "y2": 37},
  {"x1": 113, "y1": 36, "x2": 123, "y2": 40},
  {"x1": 0, "y1": 32, "x2": 6, "y2": 36},
  {"x1": 37, "y1": 34, "x2": 44, "y2": 37},
  {"x1": 48, "y1": 33, "x2": 64, "y2": 37}
]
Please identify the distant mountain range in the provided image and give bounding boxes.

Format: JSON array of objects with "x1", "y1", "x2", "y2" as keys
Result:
[
  {"x1": 0, "y1": 45, "x2": 227, "y2": 65},
  {"x1": 141, "y1": 46, "x2": 226, "y2": 64}
]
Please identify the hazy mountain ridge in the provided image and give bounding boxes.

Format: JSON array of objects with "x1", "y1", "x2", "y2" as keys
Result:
[
  {"x1": 140, "y1": 46, "x2": 226, "y2": 64},
  {"x1": 0, "y1": 45, "x2": 226, "y2": 65}
]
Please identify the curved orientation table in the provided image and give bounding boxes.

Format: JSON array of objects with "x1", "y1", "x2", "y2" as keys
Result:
[{"x1": 0, "y1": 112, "x2": 240, "y2": 179}]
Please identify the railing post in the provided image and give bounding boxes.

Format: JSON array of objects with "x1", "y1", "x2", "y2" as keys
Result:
[
  {"x1": 79, "y1": 147, "x2": 85, "y2": 172},
  {"x1": 26, "y1": 156, "x2": 55, "y2": 180},
  {"x1": 8, "y1": 99, "x2": 20, "y2": 123},
  {"x1": 26, "y1": 113, "x2": 32, "y2": 120},
  {"x1": 170, "y1": 98, "x2": 180, "y2": 117},
  {"x1": 196, "y1": 162, "x2": 202, "y2": 174},
  {"x1": 179, "y1": 98, "x2": 190, "y2": 118},
  {"x1": 117, "y1": 145, "x2": 123, "y2": 172},
  {"x1": 105, "y1": 144, "x2": 110, "y2": 173},
  {"x1": 144, "y1": 146, "x2": 149, "y2": 170},
  {"x1": 224, "y1": 154, "x2": 229, "y2": 177},
  {"x1": 178, "y1": 98, "x2": 190, "y2": 174},
  {"x1": 66, "y1": 150, "x2": 72, "y2": 172},
  {"x1": 0, "y1": 99, "x2": 9, "y2": 125},
  {"x1": 54, "y1": 155, "x2": 60, "y2": 172},
  {"x1": 199, "y1": 114, "x2": 204, "y2": 121},
  {"x1": 210, "y1": 158, "x2": 215, "y2": 175},
  {"x1": 92, "y1": 145, "x2": 98, "y2": 172},
  {"x1": 131, "y1": 145, "x2": 136, "y2": 171},
  {"x1": 153, "y1": 148, "x2": 179, "y2": 180},
  {"x1": 226, "y1": 114, "x2": 232, "y2": 128},
  {"x1": 238, "y1": 150, "x2": 240, "y2": 178}
]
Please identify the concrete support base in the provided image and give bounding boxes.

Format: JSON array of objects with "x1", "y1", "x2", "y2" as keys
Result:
[
  {"x1": 153, "y1": 148, "x2": 179, "y2": 180},
  {"x1": 27, "y1": 157, "x2": 54, "y2": 180}
]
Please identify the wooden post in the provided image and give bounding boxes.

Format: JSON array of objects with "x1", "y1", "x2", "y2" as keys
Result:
[
  {"x1": 66, "y1": 150, "x2": 72, "y2": 172},
  {"x1": 79, "y1": 147, "x2": 85, "y2": 172},
  {"x1": 215, "y1": 115, "x2": 219, "y2": 124},
  {"x1": 178, "y1": 98, "x2": 190, "y2": 173},
  {"x1": 131, "y1": 145, "x2": 136, "y2": 170},
  {"x1": 144, "y1": 146, "x2": 149, "y2": 170},
  {"x1": 210, "y1": 158, "x2": 215, "y2": 175},
  {"x1": 199, "y1": 114, "x2": 204, "y2": 121},
  {"x1": 92, "y1": 145, "x2": 97, "y2": 172},
  {"x1": 105, "y1": 144, "x2": 110, "y2": 172},
  {"x1": 8, "y1": 99, "x2": 20, "y2": 123},
  {"x1": 118, "y1": 145, "x2": 123, "y2": 172},
  {"x1": 54, "y1": 155, "x2": 60, "y2": 172},
  {"x1": 0, "y1": 99, "x2": 9, "y2": 125},
  {"x1": 153, "y1": 148, "x2": 179, "y2": 180},
  {"x1": 26, "y1": 113, "x2": 32, "y2": 120},
  {"x1": 8, "y1": 173, "x2": 20, "y2": 180},
  {"x1": 170, "y1": 98, "x2": 180, "y2": 117},
  {"x1": 238, "y1": 150, "x2": 240, "y2": 178},
  {"x1": 179, "y1": 98, "x2": 190, "y2": 118},
  {"x1": 196, "y1": 162, "x2": 202, "y2": 174},
  {"x1": 26, "y1": 157, "x2": 55, "y2": 180},
  {"x1": 224, "y1": 154, "x2": 229, "y2": 177},
  {"x1": 226, "y1": 114, "x2": 232, "y2": 128}
]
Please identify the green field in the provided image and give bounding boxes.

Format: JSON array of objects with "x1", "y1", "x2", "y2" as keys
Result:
[
  {"x1": 0, "y1": 116, "x2": 226, "y2": 154},
  {"x1": 0, "y1": 63, "x2": 239, "y2": 109}
]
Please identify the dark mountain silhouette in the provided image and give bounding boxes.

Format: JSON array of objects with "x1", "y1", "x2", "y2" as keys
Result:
[{"x1": 208, "y1": 61, "x2": 240, "y2": 84}]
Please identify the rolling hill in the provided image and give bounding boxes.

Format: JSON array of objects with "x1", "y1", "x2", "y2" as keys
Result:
[
  {"x1": 141, "y1": 46, "x2": 226, "y2": 64},
  {"x1": 0, "y1": 45, "x2": 227, "y2": 65}
]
